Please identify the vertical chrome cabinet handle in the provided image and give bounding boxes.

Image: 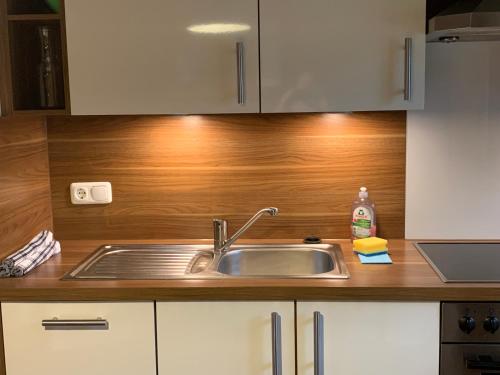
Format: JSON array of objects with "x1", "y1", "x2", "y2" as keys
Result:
[
  {"x1": 236, "y1": 41, "x2": 245, "y2": 105},
  {"x1": 271, "y1": 312, "x2": 282, "y2": 375},
  {"x1": 313, "y1": 311, "x2": 324, "y2": 375},
  {"x1": 42, "y1": 318, "x2": 109, "y2": 330},
  {"x1": 404, "y1": 37, "x2": 413, "y2": 101}
]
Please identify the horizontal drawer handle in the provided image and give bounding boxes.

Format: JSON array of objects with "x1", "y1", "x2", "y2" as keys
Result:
[{"x1": 42, "y1": 318, "x2": 109, "y2": 330}]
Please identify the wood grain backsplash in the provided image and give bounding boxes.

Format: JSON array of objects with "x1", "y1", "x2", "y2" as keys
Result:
[
  {"x1": 47, "y1": 112, "x2": 406, "y2": 239},
  {"x1": 0, "y1": 116, "x2": 53, "y2": 256}
]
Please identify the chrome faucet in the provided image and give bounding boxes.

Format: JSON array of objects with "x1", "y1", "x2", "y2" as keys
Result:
[{"x1": 213, "y1": 207, "x2": 279, "y2": 253}]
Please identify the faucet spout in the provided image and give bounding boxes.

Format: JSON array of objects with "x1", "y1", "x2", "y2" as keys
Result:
[{"x1": 213, "y1": 207, "x2": 279, "y2": 253}]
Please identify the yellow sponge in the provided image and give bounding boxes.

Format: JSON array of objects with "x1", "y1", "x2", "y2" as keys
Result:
[{"x1": 353, "y1": 237, "x2": 388, "y2": 254}]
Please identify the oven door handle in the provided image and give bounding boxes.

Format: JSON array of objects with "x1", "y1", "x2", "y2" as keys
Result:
[{"x1": 466, "y1": 358, "x2": 500, "y2": 370}]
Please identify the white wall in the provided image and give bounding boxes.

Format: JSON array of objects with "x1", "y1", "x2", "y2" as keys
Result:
[{"x1": 406, "y1": 42, "x2": 500, "y2": 239}]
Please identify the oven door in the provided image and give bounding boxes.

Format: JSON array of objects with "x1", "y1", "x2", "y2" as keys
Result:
[{"x1": 442, "y1": 344, "x2": 500, "y2": 374}]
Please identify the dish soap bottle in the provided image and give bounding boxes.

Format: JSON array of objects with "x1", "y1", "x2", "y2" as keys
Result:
[{"x1": 351, "y1": 187, "x2": 376, "y2": 240}]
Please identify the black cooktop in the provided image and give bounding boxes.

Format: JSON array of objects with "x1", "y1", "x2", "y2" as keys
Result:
[{"x1": 415, "y1": 243, "x2": 500, "y2": 283}]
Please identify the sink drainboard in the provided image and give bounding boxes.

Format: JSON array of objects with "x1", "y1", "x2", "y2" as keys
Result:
[{"x1": 63, "y1": 245, "x2": 214, "y2": 279}]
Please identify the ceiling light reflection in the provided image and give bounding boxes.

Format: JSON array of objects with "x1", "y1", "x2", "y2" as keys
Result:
[{"x1": 187, "y1": 23, "x2": 251, "y2": 34}]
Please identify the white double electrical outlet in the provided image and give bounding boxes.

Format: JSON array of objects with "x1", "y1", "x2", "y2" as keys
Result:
[{"x1": 70, "y1": 182, "x2": 113, "y2": 205}]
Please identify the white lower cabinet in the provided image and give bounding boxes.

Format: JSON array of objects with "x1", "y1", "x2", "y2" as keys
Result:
[
  {"x1": 297, "y1": 302, "x2": 440, "y2": 375},
  {"x1": 156, "y1": 301, "x2": 295, "y2": 375},
  {"x1": 1, "y1": 301, "x2": 440, "y2": 375},
  {"x1": 1, "y1": 302, "x2": 156, "y2": 375}
]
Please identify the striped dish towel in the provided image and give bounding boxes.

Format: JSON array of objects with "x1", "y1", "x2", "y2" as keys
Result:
[
  {"x1": 11, "y1": 240, "x2": 61, "y2": 277},
  {"x1": 0, "y1": 230, "x2": 61, "y2": 278}
]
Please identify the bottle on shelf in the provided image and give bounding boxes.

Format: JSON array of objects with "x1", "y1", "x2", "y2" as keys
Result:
[{"x1": 38, "y1": 25, "x2": 59, "y2": 108}]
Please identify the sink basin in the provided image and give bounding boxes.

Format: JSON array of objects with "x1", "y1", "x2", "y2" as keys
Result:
[
  {"x1": 217, "y1": 246, "x2": 340, "y2": 277},
  {"x1": 64, "y1": 243, "x2": 349, "y2": 280}
]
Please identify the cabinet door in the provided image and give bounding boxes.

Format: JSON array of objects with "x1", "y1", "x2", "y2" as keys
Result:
[
  {"x1": 297, "y1": 302, "x2": 440, "y2": 375},
  {"x1": 65, "y1": 0, "x2": 259, "y2": 115},
  {"x1": 260, "y1": 0, "x2": 426, "y2": 112},
  {"x1": 157, "y1": 301, "x2": 295, "y2": 375},
  {"x1": 2, "y1": 302, "x2": 156, "y2": 375}
]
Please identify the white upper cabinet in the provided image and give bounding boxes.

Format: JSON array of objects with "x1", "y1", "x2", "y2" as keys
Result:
[
  {"x1": 66, "y1": 0, "x2": 425, "y2": 114},
  {"x1": 260, "y1": 0, "x2": 426, "y2": 113},
  {"x1": 65, "y1": 0, "x2": 259, "y2": 115}
]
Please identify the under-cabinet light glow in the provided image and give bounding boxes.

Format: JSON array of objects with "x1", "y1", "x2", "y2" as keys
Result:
[
  {"x1": 182, "y1": 115, "x2": 203, "y2": 127},
  {"x1": 321, "y1": 112, "x2": 353, "y2": 120},
  {"x1": 187, "y1": 23, "x2": 251, "y2": 34}
]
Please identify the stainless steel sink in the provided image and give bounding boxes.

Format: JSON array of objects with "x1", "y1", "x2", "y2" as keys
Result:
[
  {"x1": 65, "y1": 207, "x2": 349, "y2": 280},
  {"x1": 64, "y1": 243, "x2": 349, "y2": 280}
]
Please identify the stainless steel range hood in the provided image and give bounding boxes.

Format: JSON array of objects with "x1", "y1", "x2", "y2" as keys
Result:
[{"x1": 428, "y1": 0, "x2": 500, "y2": 42}]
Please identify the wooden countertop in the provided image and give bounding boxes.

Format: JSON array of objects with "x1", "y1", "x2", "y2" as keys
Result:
[{"x1": 0, "y1": 239, "x2": 499, "y2": 301}]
